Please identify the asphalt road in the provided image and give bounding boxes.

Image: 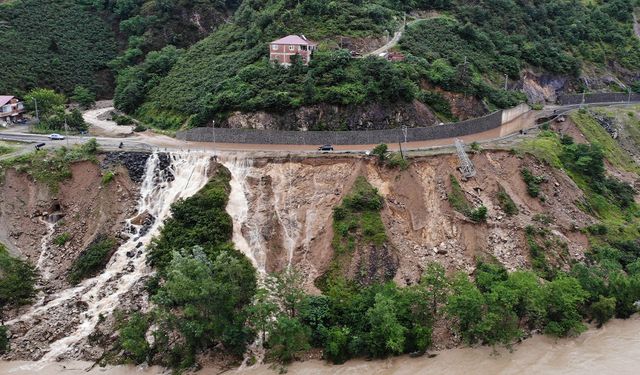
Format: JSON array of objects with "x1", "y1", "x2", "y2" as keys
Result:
[{"x1": 0, "y1": 102, "x2": 637, "y2": 157}]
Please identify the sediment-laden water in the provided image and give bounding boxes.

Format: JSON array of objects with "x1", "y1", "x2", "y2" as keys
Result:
[{"x1": 2, "y1": 316, "x2": 638, "y2": 374}]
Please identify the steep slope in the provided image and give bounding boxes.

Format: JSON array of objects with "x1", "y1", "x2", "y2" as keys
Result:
[
  {"x1": 0, "y1": 0, "x2": 117, "y2": 96},
  {"x1": 133, "y1": 0, "x2": 640, "y2": 129}
]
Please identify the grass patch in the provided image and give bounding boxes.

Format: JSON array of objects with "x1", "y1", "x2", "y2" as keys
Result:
[
  {"x1": 516, "y1": 131, "x2": 563, "y2": 168},
  {"x1": 496, "y1": 186, "x2": 518, "y2": 216},
  {"x1": 0, "y1": 139, "x2": 99, "y2": 193},
  {"x1": 53, "y1": 232, "x2": 71, "y2": 246},
  {"x1": 570, "y1": 111, "x2": 640, "y2": 174},
  {"x1": 68, "y1": 236, "x2": 117, "y2": 285}
]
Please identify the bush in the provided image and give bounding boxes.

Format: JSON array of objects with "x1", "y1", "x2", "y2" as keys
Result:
[
  {"x1": 68, "y1": 237, "x2": 117, "y2": 285},
  {"x1": 521, "y1": 168, "x2": 545, "y2": 198},
  {"x1": 118, "y1": 313, "x2": 150, "y2": 364},
  {"x1": 0, "y1": 326, "x2": 8, "y2": 354},
  {"x1": 372, "y1": 144, "x2": 388, "y2": 162},
  {"x1": 469, "y1": 206, "x2": 488, "y2": 222},
  {"x1": 53, "y1": 232, "x2": 71, "y2": 246},
  {"x1": 497, "y1": 187, "x2": 518, "y2": 216},
  {"x1": 72, "y1": 86, "x2": 96, "y2": 109},
  {"x1": 101, "y1": 171, "x2": 116, "y2": 185}
]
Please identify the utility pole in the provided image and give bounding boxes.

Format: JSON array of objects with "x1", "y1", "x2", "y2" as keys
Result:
[
  {"x1": 504, "y1": 74, "x2": 508, "y2": 91},
  {"x1": 64, "y1": 117, "x2": 69, "y2": 147},
  {"x1": 401, "y1": 126, "x2": 408, "y2": 160},
  {"x1": 211, "y1": 120, "x2": 216, "y2": 159},
  {"x1": 33, "y1": 98, "x2": 39, "y2": 123}
]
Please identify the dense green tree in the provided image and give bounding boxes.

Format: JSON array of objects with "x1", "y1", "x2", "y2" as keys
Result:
[
  {"x1": 543, "y1": 276, "x2": 588, "y2": 337},
  {"x1": 266, "y1": 316, "x2": 311, "y2": 364},
  {"x1": 590, "y1": 295, "x2": 616, "y2": 327},
  {"x1": 365, "y1": 293, "x2": 406, "y2": 357},
  {"x1": 0, "y1": 245, "x2": 38, "y2": 324},
  {"x1": 71, "y1": 86, "x2": 96, "y2": 109},
  {"x1": 118, "y1": 312, "x2": 151, "y2": 364}
]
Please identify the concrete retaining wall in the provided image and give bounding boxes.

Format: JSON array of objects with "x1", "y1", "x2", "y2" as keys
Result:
[
  {"x1": 558, "y1": 93, "x2": 640, "y2": 105},
  {"x1": 177, "y1": 110, "x2": 505, "y2": 145},
  {"x1": 501, "y1": 103, "x2": 530, "y2": 124}
]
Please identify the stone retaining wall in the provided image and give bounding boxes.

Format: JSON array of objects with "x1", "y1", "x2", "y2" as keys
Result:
[
  {"x1": 177, "y1": 110, "x2": 504, "y2": 145},
  {"x1": 558, "y1": 93, "x2": 640, "y2": 105}
]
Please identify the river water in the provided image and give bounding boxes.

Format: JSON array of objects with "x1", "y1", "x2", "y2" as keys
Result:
[{"x1": 2, "y1": 316, "x2": 638, "y2": 375}]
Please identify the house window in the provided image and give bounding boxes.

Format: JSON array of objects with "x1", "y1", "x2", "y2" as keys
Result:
[
  {"x1": 289, "y1": 45, "x2": 295, "y2": 51},
  {"x1": 301, "y1": 45, "x2": 307, "y2": 51},
  {"x1": 272, "y1": 45, "x2": 278, "y2": 51}
]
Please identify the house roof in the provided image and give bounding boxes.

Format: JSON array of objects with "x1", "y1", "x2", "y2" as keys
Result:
[
  {"x1": 0, "y1": 96, "x2": 15, "y2": 107},
  {"x1": 270, "y1": 35, "x2": 317, "y2": 46}
]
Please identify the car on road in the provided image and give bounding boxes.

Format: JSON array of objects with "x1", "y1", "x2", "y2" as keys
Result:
[
  {"x1": 318, "y1": 144, "x2": 334, "y2": 151},
  {"x1": 49, "y1": 133, "x2": 65, "y2": 140}
]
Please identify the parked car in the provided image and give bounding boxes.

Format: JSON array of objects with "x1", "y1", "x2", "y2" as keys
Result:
[
  {"x1": 49, "y1": 133, "x2": 65, "y2": 140},
  {"x1": 318, "y1": 144, "x2": 334, "y2": 151},
  {"x1": 35, "y1": 143, "x2": 46, "y2": 151},
  {"x1": 15, "y1": 118, "x2": 28, "y2": 124},
  {"x1": 556, "y1": 115, "x2": 566, "y2": 123}
]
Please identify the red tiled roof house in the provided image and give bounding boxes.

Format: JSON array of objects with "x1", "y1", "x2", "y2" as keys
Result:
[
  {"x1": 269, "y1": 35, "x2": 317, "y2": 66},
  {"x1": 0, "y1": 96, "x2": 25, "y2": 124}
]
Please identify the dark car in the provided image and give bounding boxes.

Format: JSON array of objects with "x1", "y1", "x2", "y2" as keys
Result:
[
  {"x1": 318, "y1": 144, "x2": 334, "y2": 151},
  {"x1": 15, "y1": 118, "x2": 28, "y2": 124}
]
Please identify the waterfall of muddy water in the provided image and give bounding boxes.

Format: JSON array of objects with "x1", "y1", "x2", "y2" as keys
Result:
[
  {"x1": 220, "y1": 154, "x2": 267, "y2": 273},
  {"x1": 36, "y1": 218, "x2": 56, "y2": 282},
  {"x1": 9, "y1": 151, "x2": 212, "y2": 367}
]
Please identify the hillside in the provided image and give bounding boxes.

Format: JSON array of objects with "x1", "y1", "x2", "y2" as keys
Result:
[
  {"x1": 1, "y1": 107, "x2": 639, "y2": 370},
  {"x1": 0, "y1": 0, "x2": 117, "y2": 96},
  {"x1": 132, "y1": 0, "x2": 640, "y2": 129}
]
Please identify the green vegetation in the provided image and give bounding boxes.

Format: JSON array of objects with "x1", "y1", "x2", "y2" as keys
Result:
[
  {"x1": 0, "y1": 243, "x2": 38, "y2": 324},
  {"x1": 0, "y1": 142, "x2": 17, "y2": 156},
  {"x1": 24, "y1": 88, "x2": 88, "y2": 133},
  {"x1": 319, "y1": 176, "x2": 391, "y2": 289},
  {"x1": 114, "y1": 167, "x2": 256, "y2": 371},
  {"x1": 68, "y1": 237, "x2": 117, "y2": 285},
  {"x1": 570, "y1": 111, "x2": 640, "y2": 174},
  {"x1": 71, "y1": 86, "x2": 96, "y2": 109},
  {"x1": 521, "y1": 168, "x2": 546, "y2": 198},
  {"x1": 496, "y1": 186, "x2": 518, "y2": 216},
  {"x1": 448, "y1": 175, "x2": 487, "y2": 222},
  {"x1": 101, "y1": 171, "x2": 116, "y2": 185},
  {"x1": 53, "y1": 232, "x2": 71, "y2": 246},
  {"x1": 0, "y1": 139, "x2": 99, "y2": 193},
  {"x1": 148, "y1": 168, "x2": 234, "y2": 270},
  {"x1": 0, "y1": 325, "x2": 8, "y2": 354},
  {"x1": 371, "y1": 144, "x2": 409, "y2": 170},
  {"x1": 0, "y1": 0, "x2": 116, "y2": 96}
]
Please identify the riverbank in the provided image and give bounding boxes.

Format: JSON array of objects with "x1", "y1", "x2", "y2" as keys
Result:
[{"x1": 3, "y1": 315, "x2": 638, "y2": 375}]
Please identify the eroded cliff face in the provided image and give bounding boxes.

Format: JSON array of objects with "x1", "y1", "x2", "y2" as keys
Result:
[
  {"x1": 225, "y1": 151, "x2": 593, "y2": 290},
  {"x1": 0, "y1": 156, "x2": 141, "y2": 297}
]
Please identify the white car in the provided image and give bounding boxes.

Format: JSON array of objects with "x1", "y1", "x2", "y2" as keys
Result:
[{"x1": 49, "y1": 133, "x2": 65, "y2": 140}]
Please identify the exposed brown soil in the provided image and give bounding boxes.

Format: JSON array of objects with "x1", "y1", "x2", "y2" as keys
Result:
[
  {"x1": 0, "y1": 158, "x2": 138, "y2": 296},
  {"x1": 239, "y1": 151, "x2": 594, "y2": 292}
]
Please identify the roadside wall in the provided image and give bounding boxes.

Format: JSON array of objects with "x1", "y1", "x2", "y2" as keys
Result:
[
  {"x1": 177, "y1": 110, "x2": 505, "y2": 145},
  {"x1": 501, "y1": 103, "x2": 530, "y2": 124},
  {"x1": 558, "y1": 93, "x2": 640, "y2": 105}
]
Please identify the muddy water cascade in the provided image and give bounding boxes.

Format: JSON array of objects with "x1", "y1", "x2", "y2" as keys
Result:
[{"x1": 5, "y1": 151, "x2": 213, "y2": 368}]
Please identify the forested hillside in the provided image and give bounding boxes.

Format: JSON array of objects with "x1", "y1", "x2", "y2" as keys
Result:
[
  {"x1": 1, "y1": 0, "x2": 640, "y2": 129},
  {"x1": 131, "y1": 0, "x2": 640, "y2": 129},
  {"x1": 0, "y1": 0, "x2": 117, "y2": 96}
]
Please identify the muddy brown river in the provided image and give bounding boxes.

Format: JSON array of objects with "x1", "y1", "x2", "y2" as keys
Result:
[{"x1": 2, "y1": 316, "x2": 639, "y2": 375}]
